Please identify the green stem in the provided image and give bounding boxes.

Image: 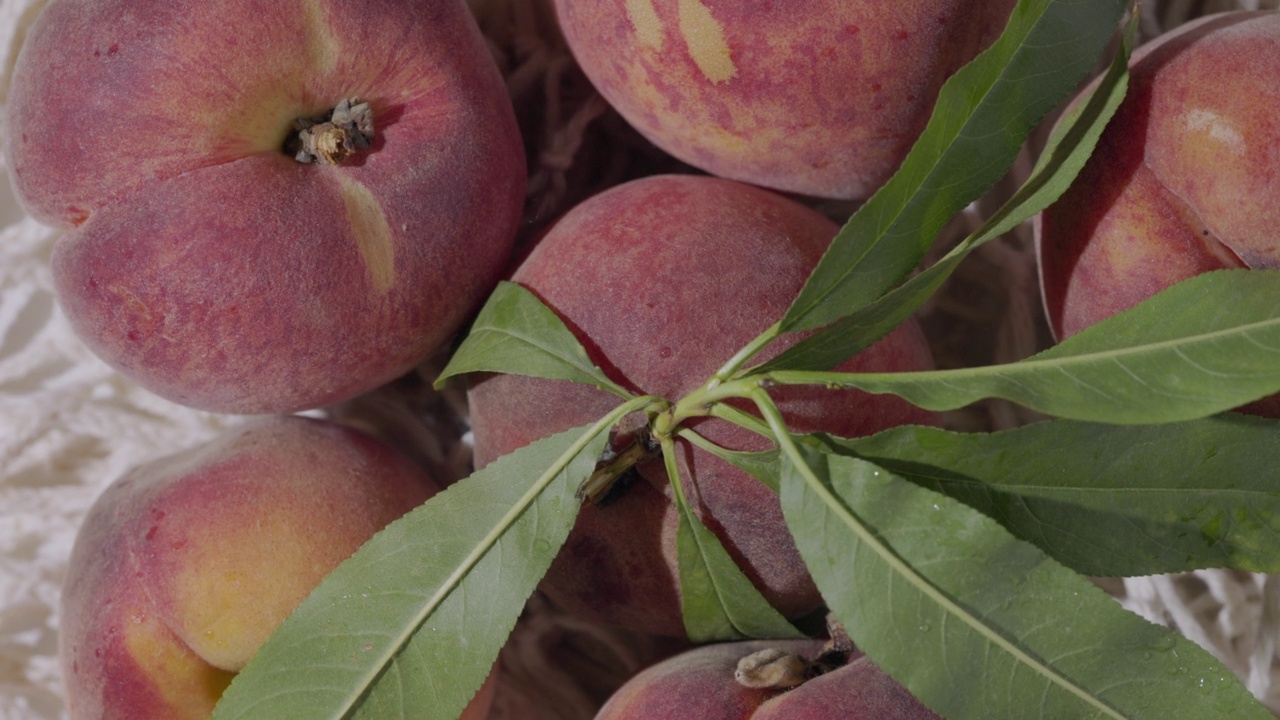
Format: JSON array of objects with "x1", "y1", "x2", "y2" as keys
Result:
[
  {"x1": 710, "y1": 321, "x2": 783, "y2": 385},
  {"x1": 674, "y1": 427, "x2": 726, "y2": 459},
  {"x1": 763, "y1": 369, "x2": 878, "y2": 389},
  {"x1": 705, "y1": 403, "x2": 774, "y2": 439},
  {"x1": 666, "y1": 375, "x2": 767, "y2": 430},
  {"x1": 591, "y1": 374, "x2": 780, "y2": 500},
  {"x1": 660, "y1": 432, "x2": 692, "y2": 509}
]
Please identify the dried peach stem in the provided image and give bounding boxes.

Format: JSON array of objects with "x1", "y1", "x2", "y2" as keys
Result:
[{"x1": 286, "y1": 97, "x2": 374, "y2": 164}]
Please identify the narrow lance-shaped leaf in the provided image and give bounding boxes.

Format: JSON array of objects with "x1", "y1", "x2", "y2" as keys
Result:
[
  {"x1": 776, "y1": 445, "x2": 1272, "y2": 720},
  {"x1": 662, "y1": 433, "x2": 805, "y2": 642},
  {"x1": 746, "y1": 378, "x2": 1272, "y2": 720},
  {"x1": 684, "y1": 408, "x2": 1280, "y2": 578},
  {"x1": 779, "y1": 0, "x2": 1130, "y2": 334},
  {"x1": 769, "y1": 270, "x2": 1280, "y2": 424},
  {"x1": 822, "y1": 416, "x2": 1280, "y2": 577},
  {"x1": 435, "y1": 280, "x2": 631, "y2": 398},
  {"x1": 212, "y1": 399, "x2": 647, "y2": 720},
  {"x1": 758, "y1": 11, "x2": 1134, "y2": 373}
]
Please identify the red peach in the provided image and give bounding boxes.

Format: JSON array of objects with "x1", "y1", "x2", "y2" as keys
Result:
[
  {"x1": 6, "y1": 0, "x2": 526, "y2": 414},
  {"x1": 468, "y1": 174, "x2": 938, "y2": 637},
  {"x1": 552, "y1": 0, "x2": 1014, "y2": 200}
]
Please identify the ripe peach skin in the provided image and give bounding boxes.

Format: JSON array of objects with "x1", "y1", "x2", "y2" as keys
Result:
[
  {"x1": 1036, "y1": 11, "x2": 1280, "y2": 335},
  {"x1": 59, "y1": 416, "x2": 493, "y2": 720},
  {"x1": 595, "y1": 639, "x2": 941, "y2": 720},
  {"x1": 6, "y1": 0, "x2": 525, "y2": 414},
  {"x1": 552, "y1": 0, "x2": 1014, "y2": 200},
  {"x1": 468, "y1": 174, "x2": 938, "y2": 638},
  {"x1": 1034, "y1": 11, "x2": 1280, "y2": 414}
]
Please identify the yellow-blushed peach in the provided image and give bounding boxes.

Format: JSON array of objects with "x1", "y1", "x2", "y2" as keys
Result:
[
  {"x1": 59, "y1": 416, "x2": 494, "y2": 719},
  {"x1": 1036, "y1": 11, "x2": 1280, "y2": 337},
  {"x1": 1035, "y1": 11, "x2": 1280, "y2": 415}
]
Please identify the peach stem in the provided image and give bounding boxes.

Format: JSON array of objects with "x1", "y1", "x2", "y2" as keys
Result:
[{"x1": 287, "y1": 97, "x2": 375, "y2": 164}]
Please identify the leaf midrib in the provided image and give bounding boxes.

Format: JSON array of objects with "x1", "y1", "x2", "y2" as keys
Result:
[
  {"x1": 797, "y1": 455, "x2": 1129, "y2": 720},
  {"x1": 257, "y1": 397, "x2": 651, "y2": 718},
  {"x1": 832, "y1": 313, "x2": 1280, "y2": 385},
  {"x1": 757, "y1": 385, "x2": 1127, "y2": 719},
  {"x1": 784, "y1": 1, "x2": 1051, "y2": 329}
]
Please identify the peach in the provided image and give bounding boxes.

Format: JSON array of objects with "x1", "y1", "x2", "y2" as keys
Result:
[
  {"x1": 595, "y1": 639, "x2": 941, "y2": 719},
  {"x1": 58, "y1": 415, "x2": 493, "y2": 719},
  {"x1": 467, "y1": 174, "x2": 938, "y2": 638},
  {"x1": 1034, "y1": 11, "x2": 1280, "y2": 415},
  {"x1": 6, "y1": 0, "x2": 526, "y2": 414},
  {"x1": 551, "y1": 0, "x2": 1014, "y2": 200},
  {"x1": 1036, "y1": 11, "x2": 1280, "y2": 337}
]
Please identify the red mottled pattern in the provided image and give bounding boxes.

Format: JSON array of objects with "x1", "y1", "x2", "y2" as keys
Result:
[
  {"x1": 554, "y1": 0, "x2": 1014, "y2": 200},
  {"x1": 7, "y1": 0, "x2": 525, "y2": 413}
]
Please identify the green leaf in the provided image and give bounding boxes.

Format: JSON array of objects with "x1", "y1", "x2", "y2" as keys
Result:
[
  {"x1": 770, "y1": 270, "x2": 1280, "y2": 423},
  {"x1": 779, "y1": 447, "x2": 1272, "y2": 720},
  {"x1": 827, "y1": 416, "x2": 1280, "y2": 576},
  {"x1": 435, "y1": 281, "x2": 631, "y2": 398},
  {"x1": 212, "y1": 418, "x2": 617, "y2": 720},
  {"x1": 660, "y1": 434, "x2": 805, "y2": 642},
  {"x1": 780, "y1": 0, "x2": 1130, "y2": 333},
  {"x1": 677, "y1": 428, "x2": 781, "y2": 493},
  {"x1": 758, "y1": 10, "x2": 1134, "y2": 373}
]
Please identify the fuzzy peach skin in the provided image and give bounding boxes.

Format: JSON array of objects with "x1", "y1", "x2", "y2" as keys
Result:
[
  {"x1": 59, "y1": 415, "x2": 493, "y2": 719},
  {"x1": 5, "y1": 0, "x2": 525, "y2": 414},
  {"x1": 467, "y1": 174, "x2": 938, "y2": 638},
  {"x1": 1035, "y1": 11, "x2": 1280, "y2": 337},
  {"x1": 552, "y1": 0, "x2": 1014, "y2": 200},
  {"x1": 1034, "y1": 10, "x2": 1280, "y2": 415},
  {"x1": 595, "y1": 639, "x2": 941, "y2": 719}
]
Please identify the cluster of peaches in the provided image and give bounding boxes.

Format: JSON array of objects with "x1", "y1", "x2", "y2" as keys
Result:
[{"x1": 7, "y1": 0, "x2": 1278, "y2": 717}]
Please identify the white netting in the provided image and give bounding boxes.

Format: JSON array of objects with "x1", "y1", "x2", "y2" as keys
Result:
[{"x1": 2, "y1": 0, "x2": 1279, "y2": 718}]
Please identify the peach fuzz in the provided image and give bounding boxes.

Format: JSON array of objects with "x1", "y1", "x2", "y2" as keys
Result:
[
  {"x1": 58, "y1": 415, "x2": 492, "y2": 719},
  {"x1": 6, "y1": 0, "x2": 525, "y2": 414},
  {"x1": 1035, "y1": 11, "x2": 1280, "y2": 415},
  {"x1": 1036, "y1": 11, "x2": 1280, "y2": 339},
  {"x1": 595, "y1": 639, "x2": 941, "y2": 719},
  {"x1": 467, "y1": 174, "x2": 938, "y2": 638},
  {"x1": 552, "y1": 0, "x2": 1014, "y2": 200}
]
